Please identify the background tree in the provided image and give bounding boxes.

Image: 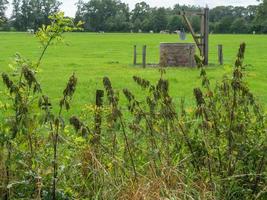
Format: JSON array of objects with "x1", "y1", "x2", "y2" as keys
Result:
[
  {"x1": 74, "y1": 0, "x2": 84, "y2": 24},
  {"x1": 10, "y1": 0, "x2": 61, "y2": 31},
  {"x1": 231, "y1": 18, "x2": 249, "y2": 33},
  {"x1": 167, "y1": 15, "x2": 183, "y2": 32},
  {"x1": 151, "y1": 7, "x2": 168, "y2": 32},
  {"x1": 255, "y1": 0, "x2": 267, "y2": 33},
  {"x1": 131, "y1": 1, "x2": 151, "y2": 31},
  {"x1": 3, "y1": 0, "x2": 267, "y2": 33},
  {"x1": 0, "y1": 0, "x2": 9, "y2": 27},
  {"x1": 11, "y1": 0, "x2": 22, "y2": 30},
  {"x1": 20, "y1": 0, "x2": 30, "y2": 30},
  {"x1": 78, "y1": 0, "x2": 130, "y2": 32}
]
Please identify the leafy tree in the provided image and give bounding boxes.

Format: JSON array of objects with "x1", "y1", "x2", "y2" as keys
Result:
[
  {"x1": 0, "y1": 0, "x2": 9, "y2": 22},
  {"x1": 231, "y1": 18, "x2": 248, "y2": 33},
  {"x1": 131, "y1": 1, "x2": 150, "y2": 27},
  {"x1": 214, "y1": 16, "x2": 233, "y2": 33},
  {"x1": 6, "y1": 0, "x2": 267, "y2": 33},
  {"x1": 191, "y1": 15, "x2": 201, "y2": 33},
  {"x1": 42, "y1": 0, "x2": 62, "y2": 25},
  {"x1": 20, "y1": 0, "x2": 30, "y2": 30},
  {"x1": 255, "y1": 0, "x2": 267, "y2": 32},
  {"x1": 151, "y1": 7, "x2": 168, "y2": 32},
  {"x1": 209, "y1": 6, "x2": 234, "y2": 23},
  {"x1": 141, "y1": 18, "x2": 152, "y2": 32},
  {"x1": 11, "y1": 0, "x2": 61, "y2": 31},
  {"x1": 11, "y1": 0, "x2": 22, "y2": 30},
  {"x1": 77, "y1": 0, "x2": 130, "y2": 32},
  {"x1": 74, "y1": 0, "x2": 84, "y2": 24},
  {"x1": 131, "y1": 1, "x2": 151, "y2": 32},
  {"x1": 167, "y1": 15, "x2": 183, "y2": 32}
]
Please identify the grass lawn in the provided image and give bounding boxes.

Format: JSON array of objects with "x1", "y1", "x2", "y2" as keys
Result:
[{"x1": 0, "y1": 32, "x2": 266, "y2": 114}]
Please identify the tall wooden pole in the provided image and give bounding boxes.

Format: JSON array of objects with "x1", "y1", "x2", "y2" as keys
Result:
[
  {"x1": 181, "y1": 8, "x2": 209, "y2": 65},
  {"x1": 133, "y1": 45, "x2": 137, "y2": 65},
  {"x1": 218, "y1": 44, "x2": 223, "y2": 65},
  {"x1": 142, "y1": 45, "x2": 147, "y2": 68},
  {"x1": 203, "y1": 7, "x2": 209, "y2": 65}
]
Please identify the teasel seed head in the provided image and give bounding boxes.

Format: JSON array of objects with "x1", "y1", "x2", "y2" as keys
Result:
[{"x1": 194, "y1": 88, "x2": 205, "y2": 106}]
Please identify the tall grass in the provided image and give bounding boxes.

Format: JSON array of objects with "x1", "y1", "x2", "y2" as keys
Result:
[{"x1": 0, "y1": 14, "x2": 266, "y2": 200}]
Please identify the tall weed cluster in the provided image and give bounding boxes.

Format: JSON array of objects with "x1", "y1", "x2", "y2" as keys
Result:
[{"x1": 0, "y1": 13, "x2": 266, "y2": 200}]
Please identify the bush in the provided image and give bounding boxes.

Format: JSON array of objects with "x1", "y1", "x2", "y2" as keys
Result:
[{"x1": 0, "y1": 13, "x2": 266, "y2": 200}]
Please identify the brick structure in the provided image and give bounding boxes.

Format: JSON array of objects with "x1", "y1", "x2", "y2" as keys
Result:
[{"x1": 160, "y1": 43, "x2": 196, "y2": 67}]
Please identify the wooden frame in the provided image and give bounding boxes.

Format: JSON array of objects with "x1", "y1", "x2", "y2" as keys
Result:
[{"x1": 179, "y1": 8, "x2": 209, "y2": 65}]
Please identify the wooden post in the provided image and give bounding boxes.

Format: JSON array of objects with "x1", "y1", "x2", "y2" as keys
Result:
[
  {"x1": 218, "y1": 44, "x2": 223, "y2": 65},
  {"x1": 133, "y1": 45, "x2": 137, "y2": 65},
  {"x1": 203, "y1": 7, "x2": 209, "y2": 65},
  {"x1": 142, "y1": 45, "x2": 146, "y2": 68},
  {"x1": 181, "y1": 8, "x2": 209, "y2": 65},
  {"x1": 94, "y1": 90, "x2": 104, "y2": 143}
]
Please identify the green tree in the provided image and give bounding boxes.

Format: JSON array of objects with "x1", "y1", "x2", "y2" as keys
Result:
[
  {"x1": 167, "y1": 15, "x2": 183, "y2": 32},
  {"x1": 151, "y1": 7, "x2": 167, "y2": 32},
  {"x1": 42, "y1": 0, "x2": 62, "y2": 25},
  {"x1": 11, "y1": 0, "x2": 61, "y2": 31},
  {"x1": 20, "y1": 0, "x2": 30, "y2": 30},
  {"x1": 77, "y1": 0, "x2": 130, "y2": 32},
  {"x1": 131, "y1": 2, "x2": 151, "y2": 32},
  {"x1": 0, "y1": 0, "x2": 9, "y2": 22},
  {"x1": 11, "y1": 0, "x2": 22, "y2": 30},
  {"x1": 209, "y1": 6, "x2": 234, "y2": 23},
  {"x1": 191, "y1": 15, "x2": 201, "y2": 33},
  {"x1": 231, "y1": 18, "x2": 248, "y2": 33},
  {"x1": 255, "y1": 0, "x2": 267, "y2": 32},
  {"x1": 214, "y1": 16, "x2": 233, "y2": 33},
  {"x1": 74, "y1": 0, "x2": 84, "y2": 24}
]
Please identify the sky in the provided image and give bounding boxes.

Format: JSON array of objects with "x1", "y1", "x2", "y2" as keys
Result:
[{"x1": 7, "y1": 0, "x2": 260, "y2": 17}]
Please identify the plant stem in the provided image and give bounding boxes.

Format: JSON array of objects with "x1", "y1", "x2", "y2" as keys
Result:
[
  {"x1": 37, "y1": 37, "x2": 53, "y2": 68},
  {"x1": 118, "y1": 115, "x2": 137, "y2": 181}
]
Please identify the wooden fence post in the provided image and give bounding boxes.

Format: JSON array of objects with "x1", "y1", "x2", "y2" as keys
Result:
[
  {"x1": 133, "y1": 45, "x2": 137, "y2": 65},
  {"x1": 142, "y1": 45, "x2": 146, "y2": 68},
  {"x1": 218, "y1": 44, "x2": 223, "y2": 65},
  {"x1": 203, "y1": 7, "x2": 209, "y2": 65},
  {"x1": 94, "y1": 90, "x2": 104, "y2": 144}
]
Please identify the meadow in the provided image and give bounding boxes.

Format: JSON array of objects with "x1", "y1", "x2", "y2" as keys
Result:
[
  {"x1": 1, "y1": 32, "x2": 267, "y2": 112},
  {"x1": 0, "y1": 30, "x2": 267, "y2": 199}
]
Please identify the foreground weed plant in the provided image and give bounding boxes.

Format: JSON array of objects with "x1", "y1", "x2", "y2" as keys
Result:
[{"x1": 0, "y1": 17, "x2": 266, "y2": 199}]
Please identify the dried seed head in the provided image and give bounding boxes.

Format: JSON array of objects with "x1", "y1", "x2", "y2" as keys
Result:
[
  {"x1": 237, "y1": 43, "x2": 246, "y2": 60},
  {"x1": 81, "y1": 127, "x2": 89, "y2": 137},
  {"x1": 22, "y1": 67, "x2": 42, "y2": 93},
  {"x1": 60, "y1": 74, "x2": 78, "y2": 111},
  {"x1": 133, "y1": 76, "x2": 150, "y2": 89},
  {"x1": 69, "y1": 116, "x2": 90, "y2": 137},
  {"x1": 123, "y1": 89, "x2": 135, "y2": 102},
  {"x1": 63, "y1": 73, "x2": 77, "y2": 98},
  {"x1": 157, "y1": 79, "x2": 169, "y2": 96},
  {"x1": 103, "y1": 77, "x2": 116, "y2": 104},
  {"x1": 69, "y1": 116, "x2": 83, "y2": 132},
  {"x1": 39, "y1": 95, "x2": 52, "y2": 110},
  {"x1": 2, "y1": 73, "x2": 13, "y2": 89},
  {"x1": 235, "y1": 43, "x2": 246, "y2": 68},
  {"x1": 194, "y1": 88, "x2": 205, "y2": 106}
]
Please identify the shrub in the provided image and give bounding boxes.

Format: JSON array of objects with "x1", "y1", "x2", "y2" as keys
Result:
[{"x1": 0, "y1": 13, "x2": 266, "y2": 200}]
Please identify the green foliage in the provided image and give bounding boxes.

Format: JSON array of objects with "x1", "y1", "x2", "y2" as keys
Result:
[
  {"x1": 10, "y1": 0, "x2": 62, "y2": 31},
  {"x1": 3, "y1": 0, "x2": 267, "y2": 33},
  {"x1": 0, "y1": 13, "x2": 266, "y2": 200},
  {"x1": 36, "y1": 12, "x2": 83, "y2": 47},
  {"x1": 0, "y1": 13, "x2": 82, "y2": 199}
]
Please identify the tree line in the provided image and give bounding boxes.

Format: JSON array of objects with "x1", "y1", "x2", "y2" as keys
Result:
[{"x1": 0, "y1": 0, "x2": 267, "y2": 33}]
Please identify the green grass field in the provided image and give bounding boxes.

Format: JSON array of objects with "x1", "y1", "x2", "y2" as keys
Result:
[{"x1": 0, "y1": 32, "x2": 266, "y2": 112}]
